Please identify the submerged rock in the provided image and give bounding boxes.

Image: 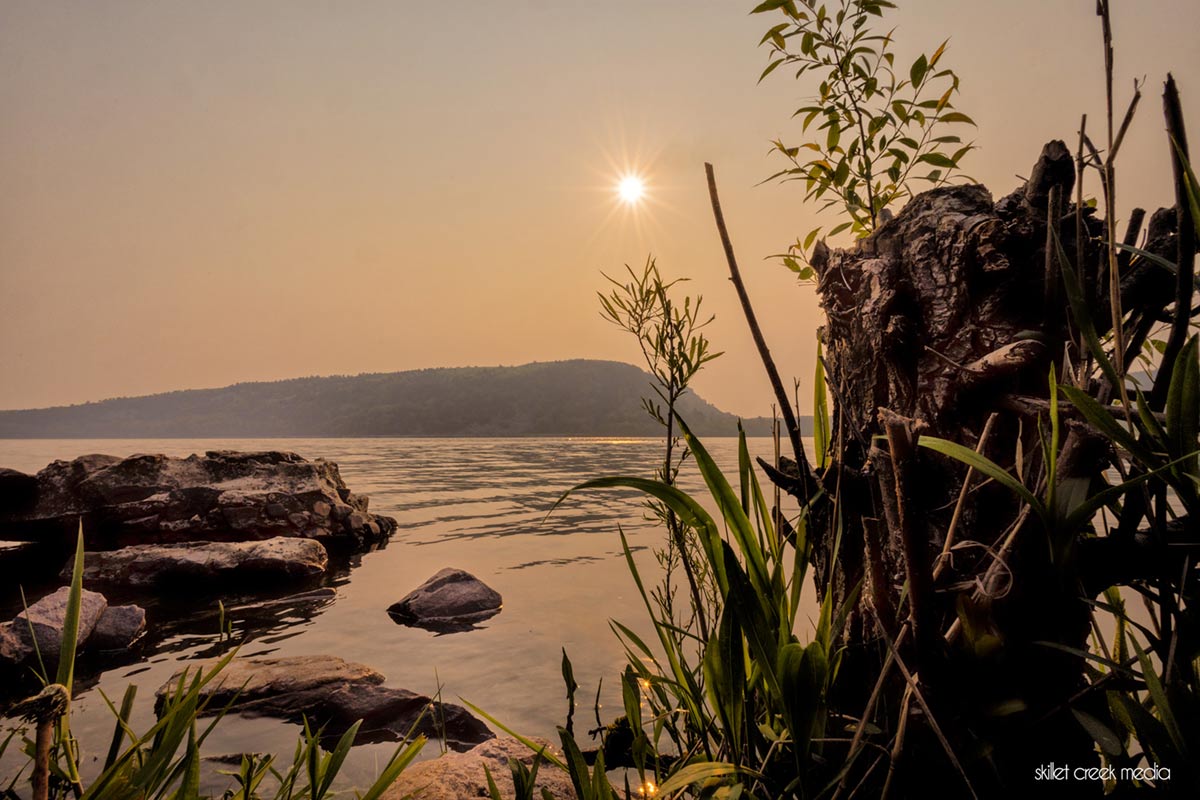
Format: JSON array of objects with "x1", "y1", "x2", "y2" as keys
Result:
[
  {"x1": 66, "y1": 537, "x2": 329, "y2": 590},
  {"x1": 156, "y1": 655, "x2": 492, "y2": 750},
  {"x1": 0, "y1": 451, "x2": 396, "y2": 551},
  {"x1": 380, "y1": 737, "x2": 576, "y2": 800},
  {"x1": 323, "y1": 684, "x2": 493, "y2": 749},
  {"x1": 387, "y1": 568, "x2": 502, "y2": 630}
]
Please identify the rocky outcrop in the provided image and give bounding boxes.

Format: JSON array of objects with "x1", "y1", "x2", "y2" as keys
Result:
[
  {"x1": 157, "y1": 655, "x2": 492, "y2": 750},
  {"x1": 2, "y1": 586, "x2": 145, "y2": 666},
  {"x1": 387, "y1": 568, "x2": 502, "y2": 631},
  {"x1": 0, "y1": 451, "x2": 396, "y2": 552},
  {"x1": 67, "y1": 537, "x2": 328, "y2": 590},
  {"x1": 380, "y1": 737, "x2": 576, "y2": 800}
]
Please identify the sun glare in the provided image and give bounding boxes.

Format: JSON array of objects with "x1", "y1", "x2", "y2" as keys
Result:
[{"x1": 617, "y1": 174, "x2": 646, "y2": 205}]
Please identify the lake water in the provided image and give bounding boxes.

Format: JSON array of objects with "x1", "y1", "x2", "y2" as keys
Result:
[{"x1": 0, "y1": 436, "x2": 811, "y2": 791}]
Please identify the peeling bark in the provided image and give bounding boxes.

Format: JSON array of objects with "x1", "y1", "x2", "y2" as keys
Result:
[{"x1": 766, "y1": 141, "x2": 1195, "y2": 793}]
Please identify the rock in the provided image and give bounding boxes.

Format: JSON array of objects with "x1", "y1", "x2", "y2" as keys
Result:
[
  {"x1": 155, "y1": 655, "x2": 492, "y2": 750},
  {"x1": 66, "y1": 537, "x2": 329, "y2": 590},
  {"x1": 0, "y1": 468, "x2": 38, "y2": 514},
  {"x1": 89, "y1": 605, "x2": 147, "y2": 650},
  {"x1": 0, "y1": 451, "x2": 397, "y2": 551},
  {"x1": 156, "y1": 655, "x2": 385, "y2": 713},
  {"x1": 388, "y1": 568, "x2": 502, "y2": 630},
  {"x1": 0, "y1": 623, "x2": 32, "y2": 665},
  {"x1": 380, "y1": 737, "x2": 576, "y2": 800},
  {"x1": 323, "y1": 684, "x2": 493, "y2": 749},
  {"x1": 13, "y1": 586, "x2": 107, "y2": 659}
]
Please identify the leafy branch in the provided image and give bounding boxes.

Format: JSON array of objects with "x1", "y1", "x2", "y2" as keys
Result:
[{"x1": 754, "y1": 0, "x2": 976, "y2": 274}]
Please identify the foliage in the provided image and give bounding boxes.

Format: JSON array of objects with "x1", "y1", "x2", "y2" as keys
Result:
[
  {"x1": 599, "y1": 257, "x2": 724, "y2": 648},
  {"x1": 549, "y1": 416, "x2": 854, "y2": 798},
  {"x1": 906, "y1": 51, "x2": 1200, "y2": 800},
  {"x1": 753, "y1": 0, "x2": 974, "y2": 275}
]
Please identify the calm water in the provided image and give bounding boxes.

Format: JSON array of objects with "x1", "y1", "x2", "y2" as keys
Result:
[{"x1": 0, "y1": 436, "x2": 813, "y2": 790}]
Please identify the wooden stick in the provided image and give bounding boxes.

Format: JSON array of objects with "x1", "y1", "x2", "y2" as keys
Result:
[{"x1": 705, "y1": 162, "x2": 812, "y2": 490}]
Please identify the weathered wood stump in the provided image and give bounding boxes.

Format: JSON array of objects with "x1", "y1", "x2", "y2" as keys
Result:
[{"x1": 763, "y1": 142, "x2": 1189, "y2": 795}]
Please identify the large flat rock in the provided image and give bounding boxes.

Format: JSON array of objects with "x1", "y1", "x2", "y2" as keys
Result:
[
  {"x1": 0, "y1": 451, "x2": 396, "y2": 552},
  {"x1": 380, "y1": 737, "x2": 576, "y2": 800},
  {"x1": 157, "y1": 655, "x2": 492, "y2": 750},
  {"x1": 67, "y1": 537, "x2": 329, "y2": 590}
]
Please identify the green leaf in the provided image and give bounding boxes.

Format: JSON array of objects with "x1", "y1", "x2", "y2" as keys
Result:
[
  {"x1": 676, "y1": 415, "x2": 771, "y2": 603},
  {"x1": 57, "y1": 523, "x2": 86, "y2": 690},
  {"x1": 919, "y1": 436, "x2": 1047, "y2": 523},
  {"x1": 1173, "y1": 140, "x2": 1200, "y2": 239},
  {"x1": 918, "y1": 152, "x2": 957, "y2": 168},
  {"x1": 1130, "y1": 637, "x2": 1187, "y2": 756},
  {"x1": 909, "y1": 54, "x2": 928, "y2": 87},
  {"x1": 358, "y1": 736, "x2": 427, "y2": 800},
  {"x1": 552, "y1": 475, "x2": 728, "y2": 594},
  {"x1": 1059, "y1": 386, "x2": 1155, "y2": 464},
  {"x1": 751, "y1": 0, "x2": 791, "y2": 12},
  {"x1": 813, "y1": 340, "x2": 830, "y2": 468},
  {"x1": 938, "y1": 111, "x2": 975, "y2": 125},
  {"x1": 759, "y1": 58, "x2": 785, "y2": 83},
  {"x1": 1071, "y1": 709, "x2": 1124, "y2": 757},
  {"x1": 655, "y1": 762, "x2": 740, "y2": 795},
  {"x1": 1165, "y1": 334, "x2": 1200, "y2": 471}
]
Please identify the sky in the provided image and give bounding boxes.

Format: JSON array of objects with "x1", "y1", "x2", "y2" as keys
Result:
[{"x1": 2, "y1": 1, "x2": 1198, "y2": 417}]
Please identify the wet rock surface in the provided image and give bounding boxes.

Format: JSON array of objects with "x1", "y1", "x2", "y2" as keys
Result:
[
  {"x1": 0, "y1": 451, "x2": 396, "y2": 552},
  {"x1": 1, "y1": 586, "x2": 145, "y2": 667},
  {"x1": 13, "y1": 586, "x2": 108, "y2": 658},
  {"x1": 387, "y1": 568, "x2": 502, "y2": 631},
  {"x1": 67, "y1": 537, "x2": 329, "y2": 590},
  {"x1": 156, "y1": 655, "x2": 493, "y2": 750},
  {"x1": 380, "y1": 737, "x2": 576, "y2": 800}
]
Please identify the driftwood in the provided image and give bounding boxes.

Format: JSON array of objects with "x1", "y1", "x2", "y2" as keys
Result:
[{"x1": 727, "y1": 137, "x2": 1195, "y2": 794}]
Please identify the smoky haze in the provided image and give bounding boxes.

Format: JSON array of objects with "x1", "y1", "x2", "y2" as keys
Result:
[{"x1": 1, "y1": 1, "x2": 1197, "y2": 416}]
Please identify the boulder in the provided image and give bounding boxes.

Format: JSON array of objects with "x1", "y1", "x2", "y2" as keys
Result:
[
  {"x1": 380, "y1": 737, "x2": 576, "y2": 800},
  {"x1": 0, "y1": 468, "x2": 38, "y2": 514},
  {"x1": 156, "y1": 655, "x2": 386, "y2": 712},
  {"x1": 387, "y1": 568, "x2": 502, "y2": 630},
  {"x1": 0, "y1": 623, "x2": 32, "y2": 664},
  {"x1": 156, "y1": 655, "x2": 492, "y2": 750},
  {"x1": 66, "y1": 537, "x2": 329, "y2": 590},
  {"x1": 89, "y1": 604, "x2": 147, "y2": 650},
  {"x1": 0, "y1": 451, "x2": 397, "y2": 551},
  {"x1": 323, "y1": 684, "x2": 493, "y2": 749},
  {"x1": 13, "y1": 586, "x2": 107, "y2": 659}
]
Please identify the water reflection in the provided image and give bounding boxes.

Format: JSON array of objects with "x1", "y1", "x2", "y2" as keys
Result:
[{"x1": 0, "y1": 436, "x2": 798, "y2": 793}]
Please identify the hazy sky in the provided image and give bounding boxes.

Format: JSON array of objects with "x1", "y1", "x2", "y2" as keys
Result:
[{"x1": 2, "y1": 1, "x2": 1197, "y2": 416}]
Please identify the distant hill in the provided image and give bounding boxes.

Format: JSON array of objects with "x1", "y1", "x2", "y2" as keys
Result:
[{"x1": 0, "y1": 360, "x2": 813, "y2": 439}]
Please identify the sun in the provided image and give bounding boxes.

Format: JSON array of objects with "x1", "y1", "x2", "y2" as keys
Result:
[{"x1": 617, "y1": 174, "x2": 646, "y2": 205}]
